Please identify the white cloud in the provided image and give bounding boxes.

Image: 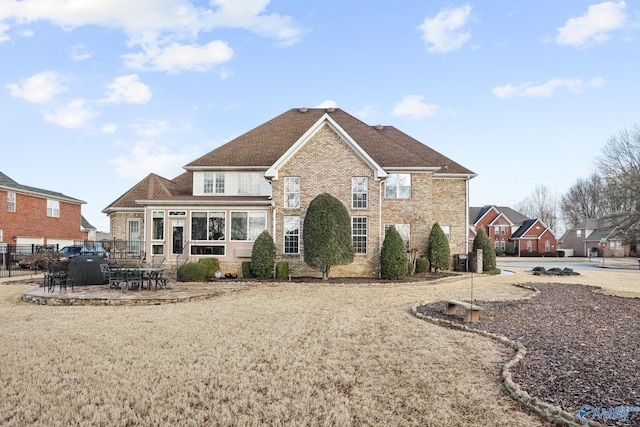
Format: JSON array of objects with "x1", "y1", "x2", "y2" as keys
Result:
[
  {"x1": 122, "y1": 41, "x2": 233, "y2": 73},
  {"x1": 0, "y1": 0, "x2": 304, "y2": 71},
  {"x1": 70, "y1": 43, "x2": 92, "y2": 61},
  {"x1": 6, "y1": 71, "x2": 67, "y2": 103},
  {"x1": 418, "y1": 5, "x2": 472, "y2": 54},
  {"x1": 103, "y1": 74, "x2": 152, "y2": 104},
  {"x1": 133, "y1": 120, "x2": 169, "y2": 139},
  {"x1": 100, "y1": 123, "x2": 118, "y2": 134},
  {"x1": 43, "y1": 98, "x2": 99, "y2": 128},
  {"x1": 492, "y1": 77, "x2": 605, "y2": 98},
  {"x1": 315, "y1": 100, "x2": 338, "y2": 108},
  {"x1": 557, "y1": 1, "x2": 628, "y2": 48},
  {"x1": 110, "y1": 140, "x2": 194, "y2": 180},
  {"x1": 0, "y1": 22, "x2": 10, "y2": 42},
  {"x1": 392, "y1": 95, "x2": 440, "y2": 118}
]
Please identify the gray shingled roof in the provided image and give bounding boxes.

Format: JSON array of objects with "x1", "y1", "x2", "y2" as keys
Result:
[
  {"x1": 0, "y1": 171, "x2": 85, "y2": 204},
  {"x1": 185, "y1": 108, "x2": 475, "y2": 175},
  {"x1": 469, "y1": 205, "x2": 531, "y2": 226}
]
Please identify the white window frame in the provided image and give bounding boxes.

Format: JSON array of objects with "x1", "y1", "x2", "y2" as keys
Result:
[
  {"x1": 46, "y1": 199, "x2": 60, "y2": 217},
  {"x1": 545, "y1": 240, "x2": 551, "y2": 252},
  {"x1": 284, "y1": 216, "x2": 300, "y2": 254},
  {"x1": 204, "y1": 172, "x2": 225, "y2": 194},
  {"x1": 230, "y1": 211, "x2": 267, "y2": 241},
  {"x1": 352, "y1": 216, "x2": 368, "y2": 254},
  {"x1": 284, "y1": 177, "x2": 300, "y2": 209},
  {"x1": 352, "y1": 177, "x2": 368, "y2": 209},
  {"x1": 526, "y1": 240, "x2": 532, "y2": 251},
  {"x1": 7, "y1": 191, "x2": 16, "y2": 212},
  {"x1": 385, "y1": 174, "x2": 411, "y2": 199},
  {"x1": 191, "y1": 211, "x2": 226, "y2": 241},
  {"x1": 576, "y1": 230, "x2": 582, "y2": 237},
  {"x1": 0, "y1": 228, "x2": 3, "y2": 242},
  {"x1": 152, "y1": 211, "x2": 165, "y2": 241}
]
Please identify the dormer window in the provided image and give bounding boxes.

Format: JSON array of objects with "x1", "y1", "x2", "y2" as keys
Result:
[{"x1": 204, "y1": 172, "x2": 225, "y2": 194}]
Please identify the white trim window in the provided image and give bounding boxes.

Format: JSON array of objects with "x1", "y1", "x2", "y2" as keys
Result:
[
  {"x1": 204, "y1": 172, "x2": 225, "y2": 194},
  {"x1": 440, "y1": 225, "x2": 451, "y2": 241},
  {"x1": 231, "y1": 211, "x2": 267, "y2": 241},
  {"x1": 0, "y1": 228, "x2": 3, "y2": 242},
  {"x1": 46, "y1": 199, "x2": 60, "y2": 217},
  {"x1": 385, "y1": 174, "x2": 411, "y2": 199},
  {"x1": 152, "y1": 211, "x2": 164, "y2": 240},
  {"x1": 352, "y1": 177, "x2": 368, "y2": 209},
  {"x1": 7, "y1": 191, "x2": 15, "y2": 212},
  {"x1": 545, "y1": 240, "x2": 550, "y2": 252},
  {"x1": 527, "y1": 240, "x2": 533, "y2": 251},
  {"x1": 385, "y1": 223, "x2": 410, "y2": 250},
  {"x1": 284, "y1": 177, "x2": 300, "y2": 208},
  {"x1": 238, "y1": 173, "x2": 260, "y2": 194},
  {"x1": 284, "y1": 216, "x2": 300, "y2": 254},
  {"x1": 191, "y1": 211, "x2": 226, "y2": 241},
  {"x1": 352, "y1": 216, "x2": 368, "y2": 254}
]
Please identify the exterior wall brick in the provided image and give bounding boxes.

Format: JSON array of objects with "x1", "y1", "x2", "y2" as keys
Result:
[
  {"x1": 272, "y1": 124, "x2": 382, "y2": 278},
  {"x1": 0, "y1": 189, "x2": 83, "y2": 245}
]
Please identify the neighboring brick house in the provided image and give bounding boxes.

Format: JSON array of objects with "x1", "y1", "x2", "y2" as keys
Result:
[
  {"x1": 559, "y1": 218, "x2": 629, "y2": 257},
  {"x1": 0, "y1": 171, "x2": 86, "y2": 251},
  {"x1": 103, "y1": 108, "x2": 476, "y2": 277},
  {"x1": 469, "y1": 205, "x2": 557, "y2": 255}
]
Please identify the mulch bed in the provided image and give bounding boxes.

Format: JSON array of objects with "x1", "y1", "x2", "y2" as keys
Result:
[{"x1": 417, "y1": 283, "x2": 640, "y2": 426}]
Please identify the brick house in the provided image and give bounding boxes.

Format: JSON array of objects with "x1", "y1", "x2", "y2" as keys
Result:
[
  {"x1": 103, "y1": 108, "x2": 476, "y2": 277},
  {"x1": 0, "y1": 171, "x2": 85, "y2": 252},
  {"x1": 559, "y1": 218, "x2": 629, "y2": 257},
  {"x1": 469, "y1": 205, "x2": 557, "y2": 255}
]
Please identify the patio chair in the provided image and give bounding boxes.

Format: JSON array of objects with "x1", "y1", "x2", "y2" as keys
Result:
[
  {"x1": 104, "y1": 265, "x2": 125, "y2": 290},
  {"x1": 124, "y1": 268, "x2": 143, "y2": 292}
]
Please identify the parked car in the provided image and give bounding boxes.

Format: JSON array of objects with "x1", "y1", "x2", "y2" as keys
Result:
[{"x1": 59, "y1": 244, "x2": 108, "y2": 260}]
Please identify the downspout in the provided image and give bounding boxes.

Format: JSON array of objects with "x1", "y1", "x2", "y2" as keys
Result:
[
  {"x1": 465, "y1": 178, "x2": 470, "y2": 255},
  {"x1": 379, "y1": 178, "x2": 384, "y2": 278}
]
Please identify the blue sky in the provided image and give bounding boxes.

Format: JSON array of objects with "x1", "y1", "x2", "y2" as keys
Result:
[{"x1": 1, "y1": 1, "x2": 638, "y2": 232}]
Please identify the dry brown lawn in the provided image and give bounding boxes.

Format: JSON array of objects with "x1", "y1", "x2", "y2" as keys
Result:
[{"x1": 1, "y1": 266, "x2": 637, "y2": 426}]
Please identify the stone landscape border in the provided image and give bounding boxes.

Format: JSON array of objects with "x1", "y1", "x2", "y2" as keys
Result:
[{"x1": 410, "y1": 284, "x2": 602, "y2": 427}]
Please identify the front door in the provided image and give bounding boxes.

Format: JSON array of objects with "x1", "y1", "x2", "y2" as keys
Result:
[{"x1": 172, "y1": 221, "x2": 184, "y2": 255}]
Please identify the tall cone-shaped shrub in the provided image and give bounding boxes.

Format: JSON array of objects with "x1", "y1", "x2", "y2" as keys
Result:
[
  {"x1": 427, "y1": 222, "x2": 451, "y2": 273},
  {"x1": 251, "y1": 230, "x2": 276, "y2": 279},
  {"x1": 472, "y1": 228, "x2": 496, "y2": 272},
  {"x1": 380, "y1": 225, "x2": 408, "y2": 279}
]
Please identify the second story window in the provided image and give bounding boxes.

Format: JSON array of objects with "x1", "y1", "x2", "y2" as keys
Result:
[
  {"x1": 46, "y1": 199, "x2": 60, "y2": 217},
  {"x1": 204, "y1": 172, "x2": 225, "y2": 194},
  {"x1": 7, "y1": 191, "x2": 16, "y2": 212},
  {"x1": 352, "y1": 177, "x2": 368, "y2": 208},
  {"x1": 284, "y1": 177, "x2": 300, "y2": 208},
  {"x1": 385, "y1": 174, "x2": 411, "y2": 199}
]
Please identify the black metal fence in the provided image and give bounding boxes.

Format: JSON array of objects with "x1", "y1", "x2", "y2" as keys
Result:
[{"x1": 0, "y1": 240, "x2": 146, "y2": 278}]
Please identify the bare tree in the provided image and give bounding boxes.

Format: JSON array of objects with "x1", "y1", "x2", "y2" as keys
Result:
[
  {"x1": 594, "y1": 125, "x2": 640, "y2": 228},
  {"x1": 560, "y1": 173, "x2": 610, "y2": 227},
  {"x1": 516, "y1": 184, "x2": 558, "y2": 231}
]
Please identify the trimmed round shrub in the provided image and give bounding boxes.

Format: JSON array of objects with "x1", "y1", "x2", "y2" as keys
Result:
[
  {"x1": 380, "y1": 225, "x2": 408, "y2": 280},
  {"x1": 241, "y1": 261, "x2": 253, "y2": 278},
  {"x1": 251, "y1": 230, "x2": 276, "y2": 279},
  {"x1": 303, "y1": 193, "x2": 354, "y2": 280},
  {"x1": 198, "y1": 258, "x2": 220, "y2": 280},
  {"x1": 415, "y1": 257, "x2": 430, "y2": 274},
  {"x1": 177, "y1": 262, "x2": 206, "y2": 282},
  {"x1": 276, "y1": 261, "x2": 289, "y2": 280}
]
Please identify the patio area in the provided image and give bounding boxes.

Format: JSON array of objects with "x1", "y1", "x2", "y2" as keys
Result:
[{"x1": 19, "y1": 279, "x2": 251, "y2": 306}]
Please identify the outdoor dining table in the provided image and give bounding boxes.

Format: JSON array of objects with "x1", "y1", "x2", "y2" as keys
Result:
[{"x1": 138, "y1": 267, "x2": 167, "y2": 290}]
